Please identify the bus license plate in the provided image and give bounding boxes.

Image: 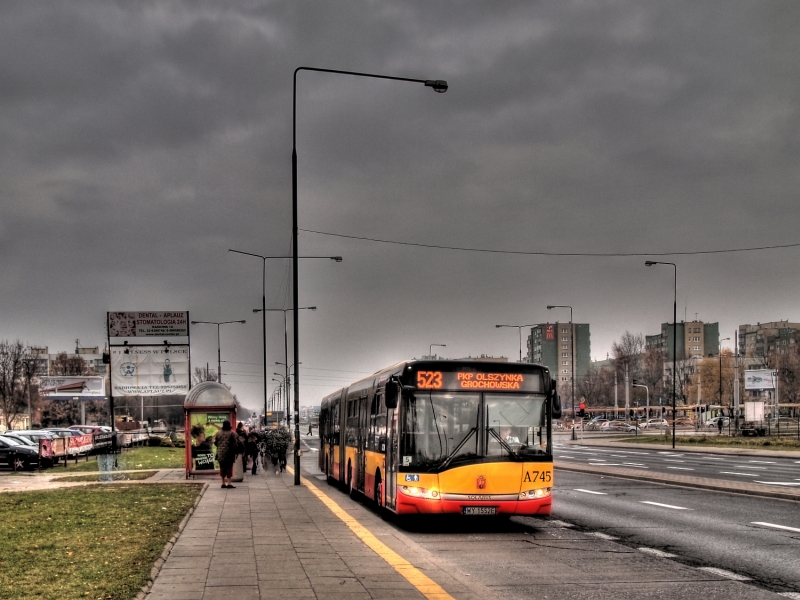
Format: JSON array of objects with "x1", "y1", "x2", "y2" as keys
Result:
[{"x1": 463, "y1": 506, "x2": 497, "y2": 516}]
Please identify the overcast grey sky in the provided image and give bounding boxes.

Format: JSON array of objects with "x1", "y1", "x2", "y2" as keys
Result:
[{"x1": 2, "y1": 1, "x2": 799, "y2": 411}]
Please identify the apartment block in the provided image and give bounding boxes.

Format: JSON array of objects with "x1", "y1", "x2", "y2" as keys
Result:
[
  {"x1": 646, "y1": 321, "x2": 720, "y2": 360},
  {"x1": 526, "y1": 323, "x2": 591, "y2": 383},
  {"x1": 738, "y1": 321, "x2": 800, "y2": 358}
]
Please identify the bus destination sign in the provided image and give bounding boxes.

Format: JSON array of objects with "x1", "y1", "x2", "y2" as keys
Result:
[{"x1": 416, "y1": 370, "x2": 541, "y2": 392}]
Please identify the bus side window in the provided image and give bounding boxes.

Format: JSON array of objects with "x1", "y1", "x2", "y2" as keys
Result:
[{"x1": 377, "y1": 392, "x2": 387, "y2": 452}]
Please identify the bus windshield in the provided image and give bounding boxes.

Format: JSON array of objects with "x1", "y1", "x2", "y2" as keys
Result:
[{"x1": 401, "y1": 392, "x2": 549, "y2": 471}]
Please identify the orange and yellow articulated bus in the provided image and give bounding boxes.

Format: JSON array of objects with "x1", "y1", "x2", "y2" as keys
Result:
[{"x1": 318, "y1": 360, "x2": 561, "y2": 517}]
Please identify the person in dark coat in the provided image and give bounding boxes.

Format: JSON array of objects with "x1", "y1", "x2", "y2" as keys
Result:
[
  {"x1": 236, "y1": 422, "x2": 248, "y2": 472},
  {"x1": 246, "y1": 430, "x2": 260, "y2": 475},
  {"x1": 213, "y1": 420, "x2": 240, "y2": 488}
]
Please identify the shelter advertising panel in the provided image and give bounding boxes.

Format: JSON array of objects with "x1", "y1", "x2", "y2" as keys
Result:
[
  {"x1": 39, "y1": 376, "x2": 105, "y2": 397},
  {"x1": 189, "y1": 413, "x2": 228, "y2": 471},
  {"x1": 108, "y1": 311, "x2": 189, "y2": 337},
  {"x1": 744, "y1": 369, "x2": 776, "y2": 390},
  {"x1": 110, "y1": 346, "x2": 189, "y2": 396}
]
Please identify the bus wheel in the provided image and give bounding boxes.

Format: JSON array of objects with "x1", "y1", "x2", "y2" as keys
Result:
[
  {"x1": 374, "y1": 471, "x2": 382, "y2": 507},
  {"x1": 326, "y1": 455, "x2": 334, "y2": 486}
]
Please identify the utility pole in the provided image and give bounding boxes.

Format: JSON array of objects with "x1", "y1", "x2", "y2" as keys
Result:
[
  {"x1": 734, "y1": 332, "x2": 740, "y2": 433},
  {"x1": 624, "y1": 363, "x2": 630, "y2": 425},
  {"x1": 614, "y1": 370, "x2": 618, "y2": 419}
]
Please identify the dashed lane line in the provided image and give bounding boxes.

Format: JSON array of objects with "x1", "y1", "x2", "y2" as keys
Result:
[
  {"x1": 667, "y1": 467, "x2": 695, "y2": 471},
  {"x1": 589, "y1": 532, "x2": 618, "y2": 541},
  {"x1": 573, "y1": 488, "x2": 607, "y2": 495},
  {"x1": 639, "y1": 547, "x2": 677, "y2": 558},
  {"x1": 748, "y1": 460, "x2": 776, "y2": 464},
  {"x1": 288, "y1": 467, "x2": 456, "y2": 600},
  {"x1": 751, "y1": 521, "x2": 800, "y2": 533},
  {"x1": 640, "y1": 501, "x2": 690, "y2": 510},
  {"x1": 697, "y1": 567, "x2": 750, "y2": 581},
  {"x1": 720, "y1": 472, "x2": 762, "y2": 476},
  {"x1": 753, "y1": 481, "x2": 800, "y2": 486}
]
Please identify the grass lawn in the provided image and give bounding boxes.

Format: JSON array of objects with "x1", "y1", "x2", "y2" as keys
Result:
[
  {"x1": 0, "y1": 483, "x2": 202, "y2": 600},
  {"x1": 620, "y1": 434, "x2": 800, "y2": 450},
  {"x1": 59, "y1": 447, "x2": 185, "y2": 473},
  {"x1": 50, "y1": 471, "x2": 158, "y2": 483}
]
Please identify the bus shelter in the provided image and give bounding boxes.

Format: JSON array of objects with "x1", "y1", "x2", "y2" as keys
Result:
[{"x1": 184, "y1": 382, "x2": 237, "y2": 479}]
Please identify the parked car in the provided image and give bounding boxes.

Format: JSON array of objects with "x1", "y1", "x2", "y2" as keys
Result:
[
  {"x1": 0, "y1": 435, "x2": 39, "y2": 470},
  {"x1": 641, "y1": 419, "x2": 669, "y2": 430},
  {"x1": 4, "y1": 430, "x2": 56, "y2": 444},
  {"x1": 705, "y1": 417, "x2": 730, "y2": 428},
  {"x1": 2, "y1": 433, "x2": 37, "y2": 447},
  {"x1": 585, "y1": 420, "x2": 609, "y2": 431},
  {"x1": 41, "y1": 428, "x2": 82, "y2": 437},
  {"x1": 68, "y1": 425, "x2": 110, "y2": 435}
]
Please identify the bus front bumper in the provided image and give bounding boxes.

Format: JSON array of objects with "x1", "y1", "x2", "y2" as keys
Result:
[{"x1": 397, "y1": 492, "x2": 552, "y2": 516}]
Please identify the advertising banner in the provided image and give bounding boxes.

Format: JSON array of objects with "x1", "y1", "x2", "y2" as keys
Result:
[
  {"x1": 68, "y1": 435, "x2": 93, "y2": 455},
  {"x1": 744, "y1": 369, "x2": 776, "y2": 390},
  {"x1": 39, "y1": 376, "x2": 105, "y2": 397},
  {"x1": 110, "y1": 346, "x2": 189, "y2": 396},
  {"x1": 108, "y1": 311, "x2": 189, "y2": 337},
  {"x1": 92, "y1": 432, "x2": 113, "y2": 452},
  {"x1": 189, "y1": 412, "x2": 229, "y2": 472}
]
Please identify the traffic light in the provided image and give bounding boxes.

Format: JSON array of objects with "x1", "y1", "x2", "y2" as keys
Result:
[
  {"x1": 578, "y1": 402, "x2": 586, "y2": 418},
  {"x1": 661, "y1": 406, "x2": 666, "y2": 414}
]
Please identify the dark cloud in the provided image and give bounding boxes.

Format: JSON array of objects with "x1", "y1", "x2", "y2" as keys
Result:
[{"x1": 2, "y1": 1, "x2": 799, "y2": 409}]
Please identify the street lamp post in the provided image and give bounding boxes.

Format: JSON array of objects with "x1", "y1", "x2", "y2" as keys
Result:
[
  {"x1": 719, "y1": 337, "x2": 730, "y2": 431},
  {"x1": 190, "y1": 320, "x2": 246, "y2": 384},
  {"x1": 495, "y1": 324, "x2": 536, "y2": 362},
  {"x1": 293, "y1": 66, "x2": 447, "y2": 485},
  {"x1": 260, "y1": 307, "x2": 315, "y2": 429},
  {"x1": 547, "y1": 305, "x2": 575, "y2": 433},
  {"x1": 429, "y1": 343, "x2": 446, "y2": 358},
  {"x1": 632, "y1": 380, "x2": 649, "y2": 435},
  {"x1": 645, "y1": 261, "x2": 677, "y2": 449},
  {"x1": 230, "y1": 249, "x2": 338, "y2": 428}
]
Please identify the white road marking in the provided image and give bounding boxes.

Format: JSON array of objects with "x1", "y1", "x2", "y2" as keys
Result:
[
  {"x1": 559, "y1": 456, "x2": 576, "y2": 459},
  {"x1": 589, "y1": 532, "x2": 618, "y2": 541},
  {"x1": 625, "y1": 451, "x2": 650, "y2": 455},
  {"x1": 549, "y1": 520, "x2": 574, "y2": 528},
  {"x1": 667, "y1": 467, "x2": 694, "y2": 471},
  {"x1": 639, "y1": 547, "x2": 677, "y2": 558},
  {"x1": 702, "y1": 457, "x2": 724, "y2": 460},
  {"x1": 734, "y1": 465, "x2": 767, "y2": 469},
  {"x1": 751, "y1": 521, "x2": 800, "y2": 533},
  {"x1": 753, "y1": 481, "x2": 800, "y2": 486},
  {"x1": 720, "y1": 472, "x2": 762, "y2": 476},
  {"x1": 659, "y1": 452, "x2": 682, "y2": 456},
  {"x1": 640, "y1": 501, "x2": 690, "y2": 510},
  {"x1": 748, "y1": 460, "x2": 776, "y2": 464},
  {"x1": 662, "y1": 459, "x2": 686, "y2": 463},
  {"x1": 623, "y1": 462, "x2": 645, "y2": 466},
  {"x1": 574, "y1": 488, "x2": 607, "y2": 495},
  {"x1": 589, "y1": 462, "x2": 622, "y2": 466},
  {"x1": 698, "y1": 567, "x2": 750, "y2": 581}
]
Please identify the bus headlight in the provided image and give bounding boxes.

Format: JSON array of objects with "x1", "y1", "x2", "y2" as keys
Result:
[
  {"x1": 400, "y1": 485, "x2": 440, "y2": 500},
  {"x1": 519, "y1": 487, "x2": 551, "y2": 500}
]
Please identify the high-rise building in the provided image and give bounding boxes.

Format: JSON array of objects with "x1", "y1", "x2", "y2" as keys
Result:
[
  {"x1": 738, "y1": 321, "x2": 800, "y2": 358},
  {"x1": 526, "y1": 323, "x2": 591, "y2": 383},
  {"x1": 646, "y1": 321, "x2": 719, "y2": 360}
]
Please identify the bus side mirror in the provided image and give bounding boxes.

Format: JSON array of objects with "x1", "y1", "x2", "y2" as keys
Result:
[
  {"x1": 552, "y1": 393, "x2": 562, "y2": 419},
  {"x1": 385, "y1": 380, "x2": 399, "y2": 410},
  {"x1": 550, "y1": 381, "x2": 562, "y2": 419}
]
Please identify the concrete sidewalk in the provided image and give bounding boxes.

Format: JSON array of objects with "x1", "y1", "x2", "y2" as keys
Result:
[{"x1": 146, "y1": 456, "x2": 479, "y2": 600}]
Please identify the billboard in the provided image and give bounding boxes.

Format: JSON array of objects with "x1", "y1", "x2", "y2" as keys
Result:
[
  {"x1": 744, "y1": 369, "x2": 776, "y2": 391},
  {"x1": 39, "y1": 376, "x2": 106, "y2": 397},
  {"x1": 110, "y1": 345, "x2": 189, "y2": 396},
  {"x1": 108, "y1": 311, "x2": 189, "y2": 337}
]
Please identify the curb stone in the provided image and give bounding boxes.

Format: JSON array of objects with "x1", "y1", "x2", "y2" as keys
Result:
[{"x1": 135, "y1": 481, "x2": 208, "y2": 600}]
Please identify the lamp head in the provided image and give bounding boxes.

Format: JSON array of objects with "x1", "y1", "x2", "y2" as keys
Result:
[
  {"x1": 645, "y1": 261, "x2": 656, "y2": 266},
  {"x1": 332, "y1": 257, "x2": 343, "y2": 262},
  {"x1": 547, "y1": 305, "x2": 554, "y2": 310},
  {"x1": 190, "y1": 321, "x2": 198, "y2": 324},
  {"x1": 253, "y1": 309, "x2": 259, "y2": 313},
  {"x1": 425, "y1": 80, "x2": 448, "y2": 93},
  {"x1": 495, "y1": 325, "x2": 501, "y2": 328}
]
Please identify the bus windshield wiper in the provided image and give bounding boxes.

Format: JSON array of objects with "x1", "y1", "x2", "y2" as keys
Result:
[
  {"x1": 438, "y1": 427, "x2": 477, "y2": 471},
  {"x1": 487, "y1": 428, "x2": 520, "y2": 460}
]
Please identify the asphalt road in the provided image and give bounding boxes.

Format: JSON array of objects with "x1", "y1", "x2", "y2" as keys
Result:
[
  {"x1": 300, "y1": 434, "x2": 795, "y2": 599},
  {"x1": 554, "y1": 440, "x2": 800, "y2": 486},
  {"x1": 553, "y1": 470, "x2": 800, "y2": 597}
]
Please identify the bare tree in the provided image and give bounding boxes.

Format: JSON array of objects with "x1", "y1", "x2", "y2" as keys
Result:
[
  {"x1": 0, "y1": 340, "x2": 27, "y2": 428},
  {"x1": 50, "y1": 352, "x2": 94, "y2": 376},
  {"x1": 577, "y1": 364, "x2": 616, "y2": 407},
  {"x1": 192, "y1": 366, "x2": 217, "y2": 385},
  {"x1": 612, "y1": 331, "x2": 645, "y2": 381}
]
